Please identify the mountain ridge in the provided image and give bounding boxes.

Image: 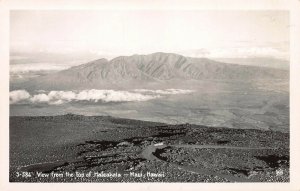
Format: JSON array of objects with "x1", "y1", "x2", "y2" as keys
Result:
[{"x1": 13, "y1": 52, "x2": 289, "y2": 90}]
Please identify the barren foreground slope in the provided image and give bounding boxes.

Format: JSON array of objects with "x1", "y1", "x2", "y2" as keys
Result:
[{"x1": 10, "y1": 114, "x2": 289, "y2": 182}]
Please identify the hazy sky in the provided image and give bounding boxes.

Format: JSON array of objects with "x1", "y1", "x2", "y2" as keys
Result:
[{"x1": 10, "y1": 10, "x2": 289, "y2": 59}]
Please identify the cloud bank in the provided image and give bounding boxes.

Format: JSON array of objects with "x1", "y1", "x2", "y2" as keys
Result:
[
  {"x1": 10, "y1": 89, "x2": 195, "y2": 105},
  {"x1": 177, "y1": 46, "x2": 289, "y2": 59},
  {"x1": 10, "y1": 63, "x2": 70, "y2": 74},
  {"x1": 134, "y1": 89, "x2": 195, "y2": 95},
  {"x1": 9, "y1": 90, "x2": 31, "y2": 104}
]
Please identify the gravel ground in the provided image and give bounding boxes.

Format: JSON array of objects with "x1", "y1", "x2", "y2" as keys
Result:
[{"x1": 10, "y1": 114, "x2": 289, "y2": 182}]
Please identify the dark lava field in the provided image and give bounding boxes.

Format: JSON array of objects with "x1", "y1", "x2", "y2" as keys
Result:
[{"x1": 9, "y1": 114, "x2": 289, "y2": 182}]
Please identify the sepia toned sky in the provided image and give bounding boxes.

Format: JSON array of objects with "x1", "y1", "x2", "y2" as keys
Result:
[{"x1": 10, "y1": 10, "x2": 289, "y2": 59}]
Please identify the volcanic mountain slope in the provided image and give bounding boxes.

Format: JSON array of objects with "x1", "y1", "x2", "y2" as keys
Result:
[{"x1": 15, "y1": 52, "x2": 289, "y2": 90}]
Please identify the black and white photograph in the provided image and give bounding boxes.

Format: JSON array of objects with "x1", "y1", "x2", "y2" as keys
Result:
[
  {"x1": 1, "y1": 0, "x2": 299, "y2": 189},
  {"x1": 7, "y1": 9, "x2": 291, "y2": 183}
]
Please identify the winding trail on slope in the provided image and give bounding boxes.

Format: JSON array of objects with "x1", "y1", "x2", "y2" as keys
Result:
[{"x1": 141, "y1": 143, "x2": 276, "y2": 182}]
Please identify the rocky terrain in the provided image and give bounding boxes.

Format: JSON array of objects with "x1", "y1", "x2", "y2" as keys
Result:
[{"x1": 10, "y1": 114, "x2": 289, "y2": 182}]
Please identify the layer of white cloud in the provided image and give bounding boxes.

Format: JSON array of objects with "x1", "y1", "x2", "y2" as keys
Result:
[
  {"x1": 30, "y1": 93, "x2": 50, "y2": 103},
  {"x1": 177, "y1": 46, "x2": 289, "y2": 59},
  {"x1": 10, "y1": 89, "x2": 194, "y2": 105},
  {"x1": 134, "y1": 89, "x2": 195, "y2": 95},
  {"x1": 9, "y1": 90, "x2": 31, "y2": 104},
  {"x1": 10, "y1": 63, "x2": 70, "y2": 73}
]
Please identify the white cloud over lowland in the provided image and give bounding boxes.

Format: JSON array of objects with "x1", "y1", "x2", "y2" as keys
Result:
[
  {"x1": 134, "y1": 89, "x2": 195, "y2": 95},
  {"x1": 9, "y1": 89, "x2": 195, "y2": 105},
  {"x1": 10, "y1": 63, "x2": 71, "y2": 73},
  {"x1": 9, "y1": 90, "x2": 31, "y2": 104}
]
